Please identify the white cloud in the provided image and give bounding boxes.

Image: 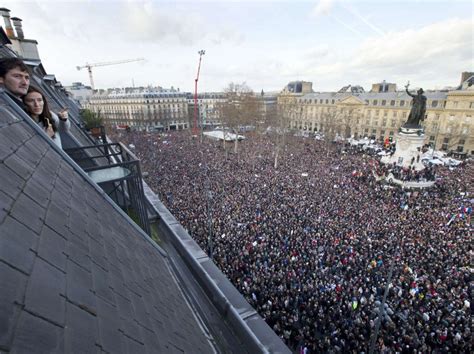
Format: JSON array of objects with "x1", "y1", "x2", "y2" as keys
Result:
[
  {"x1": 349, "y1": 18, "x2": 472, "y2": 77},
  {"x1": 269, "y1": 17, "x2": 473, "y2": 91},
  {"x1": 2, "y1": 0, "x2": 471, "y2": 92},
  {"x1": 310, "y1": 0, "x2": 336, "y2": 19}
]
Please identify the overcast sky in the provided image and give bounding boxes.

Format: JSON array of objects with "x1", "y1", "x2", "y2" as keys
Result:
[{"x1": 4, "y1": 0, "x2": 473, "y2": 93}]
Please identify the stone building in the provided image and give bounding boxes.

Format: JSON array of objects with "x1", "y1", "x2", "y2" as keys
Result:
[
  {"x1": 278, "y1": 76, "x2": 474, "y2": 156},
  {"x1": 186, "y1": 92, "x2": 226, "y2": 128},
  {"x1": 85, "y1": 87, "x2": 189, "y2": 131}
]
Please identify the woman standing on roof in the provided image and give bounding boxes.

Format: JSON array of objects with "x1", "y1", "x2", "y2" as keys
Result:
[{"x1": 23, "y1": 86, "x2": 70, "y2": 149}]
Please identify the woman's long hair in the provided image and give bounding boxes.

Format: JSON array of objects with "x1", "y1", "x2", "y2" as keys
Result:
[{"x1": 24, "y1": 86, "x2": 57, "y2": 132}]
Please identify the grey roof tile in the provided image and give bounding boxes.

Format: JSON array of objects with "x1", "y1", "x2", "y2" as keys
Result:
[
  {"x1": 109, "y1": 272, "x2": 130, "y2": 302},
  {"x1": 142, "y1": 327, "x2": 164, "y2": 354},
  {"x1": 24, "y1": 257, "x2": 66, "y2": 326},
  {"x1": 3, "y1": 151, "x2": 35, "y2": 182},
  {"x1": 129, "y1": 291, "x2": 153, "y2": 331},
  {"x1": 51, "y1": 176, "x2": 71, "y2": 196},
  {"x1": 96, "y1": 297, "x2": 124, "y2": 353},
  {"x1": 0, "y1": 216, "x2": 38, "y2": 273},
  {"x1": 120, "y1": 316, "x2": 144, "y2": 345},
  {"x1": 44, "y1": 201, "x2": 70, "y2": 238},
  {"x1": 0, "y1": 104, "x2": 22, "y2": 125},
  {"x1": 5, "y1": 120, "x2": 35, "y2": 144},
  {"x1": 65, "y1": 260, "x2": 97, "y2": 316},
  {"x1": 10, "y1": 311, "x2": 64, "y2": 354},
  {"x1": 0, "y1": 163, "x2": 24, "y2": 200},
  {"x1": 9, "y1": 193, "x2": 45, "y2": 234},
  {"x1": 37, "y1": 226, "x2": 67, "y2": 272},
  {"x1": 104, "y1": 243, "x2": 121, "y2": 270},
  {"x1": 65, "y1": 238, "x2": 92, "y2": 272},
  {"x1": 15, "y1": 137, "x2": 46, "y2": 168},
  {"x1": 114, "y1": 291, "x2": 134, "y2": 319},
  {"x1": 123, "y1": 333, "x2": 146, "y2": 353},
  {"x1": 0, "y1": 190, "x2": 13, "y2": 224},
  {"x1": 0, "y1": 126, "x2": 21, "y2": 161},
  {"x1": 89, "y1": 238, "x2": 108, "y2": 270},
  {"x1": 65, "y1": 302, "x2": 98, "y2": 354},
  {"x1": 36, "y1": 147, "x2": 64, "y2": 176},
  {"x1": 0, "y1": 262, "x2": 28, "y2": 348},
  {"x1": 91, "y1": 262, "x2": 116, "y2": 306},
  {"x1": 68, "y1": 213, "x2": 89, "y2": 238},
  {"x1": 167, "y1": 342, "x2": 186, "y2": 353},
  {"x1": 22, "y1": 177, "x2": 51, "y2": 208}
]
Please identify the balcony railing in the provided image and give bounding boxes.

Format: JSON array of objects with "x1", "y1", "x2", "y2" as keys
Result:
[{"x1": 65, "y1": 142, "x2": 151, "y2": 235}]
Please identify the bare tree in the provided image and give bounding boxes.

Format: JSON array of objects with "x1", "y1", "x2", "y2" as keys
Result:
[
  {"x1": 268, "y1": 97, "x2": 298, "y2": 169},
  {"x1": 218, "y1": 82, "x2": 261, "y2": 153}
]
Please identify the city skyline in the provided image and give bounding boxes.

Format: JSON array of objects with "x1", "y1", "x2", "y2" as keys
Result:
[{"x1": 4, "y1": 0, "x2": 473, "y2": 92}]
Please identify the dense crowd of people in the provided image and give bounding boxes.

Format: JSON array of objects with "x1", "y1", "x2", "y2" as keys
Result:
[{"x1": 117, "y1": 130, "x2": 472, "y2": 353}]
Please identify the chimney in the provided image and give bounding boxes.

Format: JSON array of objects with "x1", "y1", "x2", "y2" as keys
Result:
[
  {"x1": 460, "y1": 72, "x2": 474, "y2": 85},
  {"x1": 0, "y1": 8, "x2": 14, "y2": 38},
  {"x1": 11, "y1": 17, "x2": 24, "y2": 39}
]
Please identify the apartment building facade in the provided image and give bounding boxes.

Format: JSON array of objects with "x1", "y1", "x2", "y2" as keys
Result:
[
  {"x1": 85, "y1": 87, "x2": 189, "y2": 131},
  {"x1": 278, "y1": 77, "x2": 474, "y2": 155}
]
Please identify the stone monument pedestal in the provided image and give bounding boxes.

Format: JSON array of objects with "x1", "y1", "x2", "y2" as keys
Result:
[{"x1": 381, "y1": 126, "x2": 425, "y2": 171}]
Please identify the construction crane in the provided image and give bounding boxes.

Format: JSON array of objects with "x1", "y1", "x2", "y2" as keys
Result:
[
  {"x1": 76, "y1": 58, "x2": 145, "y2": 90},
  {"x1": 193, "y1": 50, "x2": 205, "y2": 136}
]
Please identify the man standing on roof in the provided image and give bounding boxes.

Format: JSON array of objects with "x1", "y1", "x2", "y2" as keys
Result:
[{"x1": 0, "y1": 57, "x2": 30, "y2": 111}]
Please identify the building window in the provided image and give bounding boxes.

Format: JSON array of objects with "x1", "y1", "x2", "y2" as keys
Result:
[
  {"x1": 400, "y1": 100, "x2": 405, "y2": 107},
  {"x1": 469, "y1": 102, "x2": 474, "y2": 109},
  {"x1": 381, "y1": 100, "x2": 386, "y2": 106},
  {"x1": 453, "y1": 101, "x2": 458, "y2": 108},
  {"x1": 443, "y1": 137, "x2": 449, "y2": 144},
  {"x1": 429, "y1": 135, "x2": 435, "y2": 141},
  {"x1": 431, "y1": 100, "x2": 438, "y2": 108},
  {"x1": 459, "y1": 139, "x2": 465, "y2": 145},
  {"x1": 373, "y1": 100, "x2": 378, "y2": 105},
  {"x1": 390, "y1": 100, "x2": 395, "y2": 106},
  {"x1": 441, "y1": 144, "x2": 448, "y2": 151}
]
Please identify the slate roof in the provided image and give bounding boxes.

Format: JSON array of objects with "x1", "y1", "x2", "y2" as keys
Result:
[{"x1": 0, "y1": 91, "x2": 215, "y2": 353}]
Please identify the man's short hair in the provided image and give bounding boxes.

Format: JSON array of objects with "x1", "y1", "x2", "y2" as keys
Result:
[{"x1": 0, "y1": 57, "x2": 29, "y2": 78}]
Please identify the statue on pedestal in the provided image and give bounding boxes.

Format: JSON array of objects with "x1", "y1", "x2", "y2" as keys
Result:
[{"x1": 403, "y1": 82, "x2": 427, "y2": 128}]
